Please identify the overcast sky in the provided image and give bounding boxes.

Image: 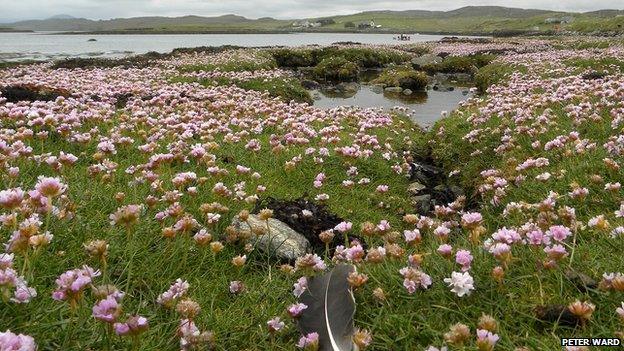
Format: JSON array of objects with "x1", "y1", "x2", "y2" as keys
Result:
[{"x1": 0, "y1": 0, "x2": 622, "y2": 22}]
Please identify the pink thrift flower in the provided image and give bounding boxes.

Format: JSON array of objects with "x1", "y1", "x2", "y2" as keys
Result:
[
  {"x1": 287, "y1": 303, "x2": 308, "y2": 318},
  {"x1": 334, "y1": 221, "x2": 352, "y2": 233},
  {"x1": 157, "y1": 278, "x2": 189, "y2": 307},
  {"x1": 92, "y1": 295, "x2": 121, "y2": 323},
  {"x1": 229, "y1": 281, "x2": 245, "y2": 294},
  {"x1": 297, "y1": 332, "x2": 319, "y2": 349},
  {"x1": 476, "y1": 329, "x2": 499, "y2": 350},
  {"x1": 52, "y1": 265, "x2": 100, "y2": 302},
  {"x1": 546, "y1": 225, "x2": 571, "y2": 242},
  {"x1": 455, "y1": 250, "x2": 473, "y2": 272},
  {"x1": 267, "y1": 317, "x2": 285, "y2": 333},
  {"x1": 114, "y1": 315, "x2": 148, "y2": 336},
  {"x1": 403, "y1": 229, "x2": 421, "y2": 244},
  {"x1": 292, "y1": 277, "x2": 308, "y2": 297},
  {"x1": 0, "y1": 330, "x2": 36, "y2": 351},
  {"x1": 34, "y1": 176, "x2": 67, "y2": 198},
  {"x1": 437, "y1": 244, "x2": 453, "y2": 257},
  {"x1": 399, "y1": 267, "x2": 432, "y2": 293},
  {"x1": 444, "y1": 271, "x2": 474, "y2": 297},
  {"x1": 616, "y1": 302, "x2": 624, "y2": 320}
]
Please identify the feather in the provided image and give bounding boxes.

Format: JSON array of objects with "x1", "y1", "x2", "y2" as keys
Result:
[{"x1": 298, "y1": 264, "x2": 356, "y2": 351}]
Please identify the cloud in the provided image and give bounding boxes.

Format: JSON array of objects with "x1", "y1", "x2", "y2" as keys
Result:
[{"x1": 0, "y1": 0, "x2": 622, "y2": 21}]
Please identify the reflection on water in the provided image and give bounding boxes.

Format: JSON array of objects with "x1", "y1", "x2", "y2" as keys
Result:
[{"x1": 312, "y1": 84, "x2": 471, "y2": 126}]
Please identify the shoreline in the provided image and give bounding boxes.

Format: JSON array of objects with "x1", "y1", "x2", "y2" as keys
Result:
[{"x1": 51, "y1": 29, "x2": 493, "y2": 36}]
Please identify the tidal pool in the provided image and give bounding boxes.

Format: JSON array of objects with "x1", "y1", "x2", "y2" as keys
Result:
[{"x1": 312, "y1": 84, "x2": 472, "y2": 126}]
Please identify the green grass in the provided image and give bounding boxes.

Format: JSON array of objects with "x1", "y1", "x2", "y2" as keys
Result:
[
  {"x1": 422, "y1": 54, "x2": 624, "y2": 349},
  {"x1": 0, "y1": 108, "x2": 421, "y2": 349},
  {"x1": 3, "y1": 43, "x2": 624, "y2": 350}
]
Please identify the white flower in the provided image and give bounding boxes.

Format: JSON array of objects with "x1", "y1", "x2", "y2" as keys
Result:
[{"x1": 443, "y1": 271, "x2": 474, "y2": 297}]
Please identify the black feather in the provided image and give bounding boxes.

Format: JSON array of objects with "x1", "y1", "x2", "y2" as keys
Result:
[{"x1": 298, "y1": 264, "x2": 356, "y2": 351}]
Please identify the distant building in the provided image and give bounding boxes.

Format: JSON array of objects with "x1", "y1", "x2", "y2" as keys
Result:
[
  {"x1": 545, "y1": 16, "x2": 574, "y2": 24},
  {"x1": 292, "y1": 20, "x2": 322, "y2": 28},
  {"x1": 357, "y1": 20, "x2": 381, "y2": 29}
]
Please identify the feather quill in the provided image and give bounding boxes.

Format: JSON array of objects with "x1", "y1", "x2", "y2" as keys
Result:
[{"x1": 298, "y1": 264, "x2": 356, "y2": 351}]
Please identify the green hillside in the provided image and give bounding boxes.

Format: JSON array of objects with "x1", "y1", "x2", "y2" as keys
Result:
[{"x1": 4, "y1": 6, "x2": 624, "y2": 35}]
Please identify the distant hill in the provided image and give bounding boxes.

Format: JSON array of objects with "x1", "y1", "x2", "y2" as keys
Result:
[
  {"x1": 48, "y1": 14, "x2": 77, "y2": 20},
  {"x1": 6, "y1": 6, "x2": 624, "y2": 35},
  {"x1": 8, "y1": 14, "x2": 253, "y2": 32}
]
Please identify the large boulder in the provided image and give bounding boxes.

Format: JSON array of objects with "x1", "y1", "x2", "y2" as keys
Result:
[
  {"x1": 231, "y1": 214, "x2": 310, "y2": 261},
  {"x1": 335, "y1": 82, "x2": 359, "y2": 94}
]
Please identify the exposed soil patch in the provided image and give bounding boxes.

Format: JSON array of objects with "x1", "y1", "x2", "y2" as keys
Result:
[
  {"x1": 534, "y1": 305, "x2": 582, "y2": 327},
  {"x1": 0, "y1": 84, "x2": 70, "y2": 103},
  {"x1": 254, "y1": 197, "x2": 347, "y2": 254}
]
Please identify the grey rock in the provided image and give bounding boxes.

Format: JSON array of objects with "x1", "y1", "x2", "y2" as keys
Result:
[
  {"x1": 301, "y1": 79, "x2": 321, "y2": 90},
  {"x1": 411, "y1": 194, "x2": 432, "y2": 214},
  {"x1": 411, "y1": 54, "x2": 442, "y2": 69},
  {"x1": 431, "y1": 184, "x2": 464, "y2": 206},
  {"x1": 403, "y1": 89, "x2": 413, "y2": 95},
  {"x1": 231, "y1": 214, "x2": 310, "y2": 261},
  {"x1": 449, "y1": 185, "x2": 464, "y2": 198},
  {"x1": 407, "y1": 182, "x2": 427, "y2": 195},
  {"x1": 409, "y1": 162, "x2": 443, "y2": 185},
  {"x1": 384, "y1": 86, "x2": 403, "y2": 93},
  {"x1": 334, "y1": 82, "x2": 359, "y2": 94}
]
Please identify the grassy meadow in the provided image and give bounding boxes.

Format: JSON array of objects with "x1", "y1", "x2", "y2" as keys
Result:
[{"x1": 1, "y1": 38, "x2": 624, "y2": 350}]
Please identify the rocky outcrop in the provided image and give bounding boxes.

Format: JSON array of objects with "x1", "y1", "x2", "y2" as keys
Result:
[{"x1": 408, "y1": 162, "x2": 465, "y2": 215}]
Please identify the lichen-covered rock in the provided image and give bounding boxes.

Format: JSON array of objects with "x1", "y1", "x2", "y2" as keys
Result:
[
  {"x1": 231, "y1": 214, "x2": 310, "y2": 261},
  {"x1": 407, "y1": 182, "x2": 427, "y2": 195}
]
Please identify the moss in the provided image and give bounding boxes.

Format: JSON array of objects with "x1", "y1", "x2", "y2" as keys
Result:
[
  {"x1": 371, "y1": 66, "x2": 429, "y2": 90},
  {"x1": 313, "y1": 57, "x2": 360, "y2": 82},
  {"x1": 315, "y1": 47, "x2": 410, "y2": 68},
  {"x1": 270, "y1": 46, "x2": 411, "y2": 70},
  {"x1": 270, "y1": 48, "x2": 315, "y2": 68}
]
